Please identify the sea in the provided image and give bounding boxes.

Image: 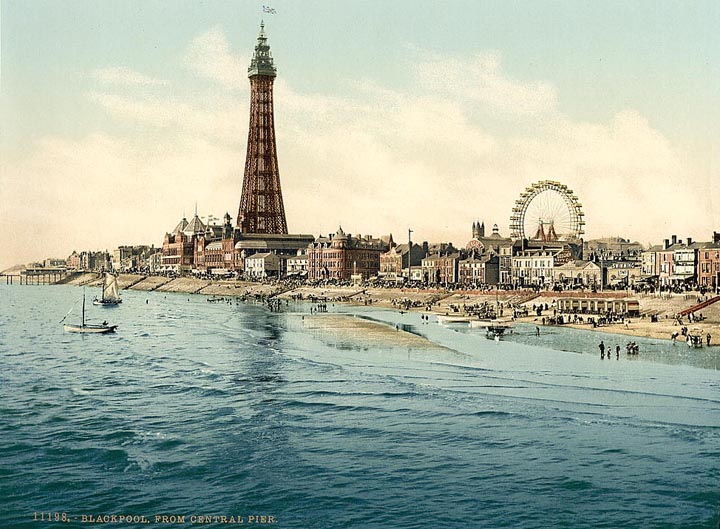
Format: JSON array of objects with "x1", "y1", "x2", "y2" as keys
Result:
[{"x1": 1, "y1": 284, "x2": 719, "y2": 529}]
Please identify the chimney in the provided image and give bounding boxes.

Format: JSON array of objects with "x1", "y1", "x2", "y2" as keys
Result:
[
  {"x1": 714, "y1": 231, "x2": 720, "y2": 244},
  {"x1": 664, "y1": 239, "x2": 670, "y2": 250},
  {"x1": 671, "y1": 235, "x2": 677, "y2": 245},
  {"x1": 686, "y1": 237, "x2": 692, "y2": 246}
]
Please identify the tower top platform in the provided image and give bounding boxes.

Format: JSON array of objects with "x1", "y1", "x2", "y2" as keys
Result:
[{"x1": 248, "y1": 21, "x2": 276, "y2": 78}]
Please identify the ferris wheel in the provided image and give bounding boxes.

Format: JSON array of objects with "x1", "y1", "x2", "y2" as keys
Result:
[{"x1": 510, "y1": 180, "x2": 585, "y2": 241}]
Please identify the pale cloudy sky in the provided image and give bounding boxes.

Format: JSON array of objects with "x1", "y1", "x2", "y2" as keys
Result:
[{"x1": 1, "y1": 0, "x2": 719, "y2": 270}]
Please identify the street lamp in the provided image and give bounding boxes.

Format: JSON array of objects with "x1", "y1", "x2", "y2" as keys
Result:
[{"x1": 407, "y1": 228, "x2": 413, "y2": 284}]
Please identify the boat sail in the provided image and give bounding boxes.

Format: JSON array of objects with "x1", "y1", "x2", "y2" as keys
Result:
[
  {"x1": 63, "y1": 289, "x2": 117, "y2": 334},
  {"x1": 93, "y1": 272, "x2": 122, "y2": 306}
]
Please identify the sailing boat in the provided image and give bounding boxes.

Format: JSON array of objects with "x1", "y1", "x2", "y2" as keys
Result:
[
  {"x1": 63, "y1": 289, "x2": 117, "y2": 334},
  {"x1": 93, "y1": 272, "x2": 122, "y2": 306}
]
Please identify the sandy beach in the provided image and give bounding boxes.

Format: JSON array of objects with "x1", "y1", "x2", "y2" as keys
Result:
[
  {"x1": 54, "y1": 272, "x2": 720, "y2": 343},
  {"x1": 296, "y1": 313, "x2": 453, "y2": 351}
]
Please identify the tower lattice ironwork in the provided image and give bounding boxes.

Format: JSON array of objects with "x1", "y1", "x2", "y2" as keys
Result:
[{"x1": 237, "y1": 22, "x2": 288, "y2": 234}]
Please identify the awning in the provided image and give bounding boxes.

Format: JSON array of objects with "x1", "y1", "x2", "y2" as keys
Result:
[{"x1": 669, "y1": 274, "x2": 693, "y2": 281}]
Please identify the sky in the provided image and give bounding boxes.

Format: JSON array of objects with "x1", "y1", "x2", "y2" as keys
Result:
[{"x1": 1, "y1": 0, "x2": 719, "y2": 270}]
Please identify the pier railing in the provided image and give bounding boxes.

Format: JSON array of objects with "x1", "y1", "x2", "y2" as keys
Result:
[{"x1": 2, "y1": 271, "x2": 69, "y2": 285}]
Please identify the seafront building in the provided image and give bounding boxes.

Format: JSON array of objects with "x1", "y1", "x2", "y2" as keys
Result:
[
  {"x1": 641, "y1": 235, "x2": 708, "y2": 287},
  {"x1": 697, "y1": 234, "x2": 720, "y2": 291},
  {"x1": 306, "y1": 227, "x2": 388, "y2": 281},
  {"x1": 511, "y1": 249, "x2": 560, "y2": 287},
  {"x1": 160, "y1": 212, "x2": 212, "y2": 273},
  {"x1": 583, "y1": 237, "x2": 643, "y2": 261},
  {"x1": 65, "y1": 250, "x2": 111, "y2": 272},
  {"x1": 66, "y1": 251, "x2": 80, "y2": 270},
  {"x1": 244, "y1": 252, "x2": 282, "y2": 279},
  {"x1": 457, "y1": 253, "x2": 499, "y2": 286},
  {"x1": 673, "y1": 239, "x2": 706, "y2": 284},
  {"x1": 463, "y1": 222, "x2": 514, "y2": 285},
  {"x1": 194, "y1": 214, "x2": 235, "y2": 274},
  {"x1": 635, "y1": 232, "x2": 720, "y2": 291},
  {"x1": 113, "y1": 245, "x2": 158, "y2": 272},
  {"x1": 554, "y1": 260, "x2": 602, "y2": 289},
  {"x1": 421, "y1": 251, "x2": 462, "y2": 285},
  {"x1": 286, "y1": 251, "x2": 308, "y2": 277},
  {"x1": 641, "y1": 244, "x2": 662, "y2": 279},
  {"x1": 379, "y1": 236, "x2": 425, "y2": 282},
  {"x1": 600, "y1": 259, "x2": 643, "y2": 288}
]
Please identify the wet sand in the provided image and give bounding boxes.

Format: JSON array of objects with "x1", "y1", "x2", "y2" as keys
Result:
[{"x1": 298, "y1": 313, "x2": 452, "y2": 351}]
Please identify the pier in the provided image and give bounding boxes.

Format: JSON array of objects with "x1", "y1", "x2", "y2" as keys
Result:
[{"x1": 2, "y1": 268, "x2": 68, "y2": 285}]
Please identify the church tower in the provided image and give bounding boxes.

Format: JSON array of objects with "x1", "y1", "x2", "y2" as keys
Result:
[{"x1": 237, "y1": 22, "x2": 288, "y2": 234}]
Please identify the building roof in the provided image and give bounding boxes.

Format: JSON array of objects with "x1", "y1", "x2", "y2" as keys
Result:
[
  {"x1": 183, "y1": 214, "x2": 206, "y2": 236},
  {"x1": 516, "y1": 248, "x2": 562, "y2": 257},
  {"x1": 556, "y1": 260, "x2": 600, "y2": 270},
  {"x1": 246, "y1": 252, "x2": 273, "y2": 260},
  {"x1": 690, "y1": 241, "x2": 713, "y2": 250},
  {"x1": 424, "y1": 252, "x2": 460, "y2": 262},
  {"x1": 334, "y1": 226, "x2": 347, "y2": 240},
  {"x1": 460, "y1": 254, "x2": 493, "y2": 264},
  {"x1": 173, "y1": 217, "x2": 188, "y2": 234},
  {"x1": 235, "y1": 233, "x2": 315, "y2": 252}
]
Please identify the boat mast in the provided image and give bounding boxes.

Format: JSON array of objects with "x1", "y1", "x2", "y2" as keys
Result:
[
  {"x1": 82, "y1": 289, "x2": 86, "y2": 327},
  {"x1": 102, "y1": 272, "x2": 108, "y2": 301}
]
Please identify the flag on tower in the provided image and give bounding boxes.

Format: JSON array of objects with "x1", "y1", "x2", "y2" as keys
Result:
[{"x1": 262, "y1": 5, "x2": 277, "y2": 14}]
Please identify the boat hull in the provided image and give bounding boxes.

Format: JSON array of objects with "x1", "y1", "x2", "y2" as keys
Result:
[
  {"x1": 92, "y1": 299, "x2": 122, "y2": 306},
  {"x1": 64, "y1": 324, "x2": 117, "y2": 334}
]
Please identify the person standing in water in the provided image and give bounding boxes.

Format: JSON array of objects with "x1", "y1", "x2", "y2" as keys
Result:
[{"x1": 599, "y1": 340, "x2": 605, "y2": 359}]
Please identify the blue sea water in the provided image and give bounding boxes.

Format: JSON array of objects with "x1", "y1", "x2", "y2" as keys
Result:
[{"x1": 1, "y1": 284, "x2": 719, "y2": 529}]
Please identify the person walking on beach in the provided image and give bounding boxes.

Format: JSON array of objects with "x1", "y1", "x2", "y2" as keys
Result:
[
  {"x1": 707, "y1": 333, "x2": 712, "y2": 346},
  {"x1": 599, "y1": 341, "x2": 605, "y2": 359},
  {"x1": 616, "y1": 345, "x2": 620, "y2": 360},
  {"x1": 535, "y1": 326, "x2": 540, "y2": 337}
]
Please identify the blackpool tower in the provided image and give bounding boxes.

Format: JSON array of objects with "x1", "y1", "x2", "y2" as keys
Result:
[{"x1": 237, "y1": 22, "x2": 288, "y2": 234}]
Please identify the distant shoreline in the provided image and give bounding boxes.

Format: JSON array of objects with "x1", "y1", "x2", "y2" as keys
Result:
[{"x1": 15, "y1": 271, "x2": 720, "y2": 344}]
